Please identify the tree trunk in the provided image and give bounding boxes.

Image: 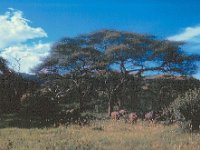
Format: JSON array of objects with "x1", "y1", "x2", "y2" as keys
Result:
[
  {"x1": 191, "y1": 119, "x2": 200, "y2": 131},
  {"x1": 108, "y1": 97, "x2": 114, "y2": 117},
  {"x1": 118, "y1": 99, "x2": 121, "y2": 109},
  {"x1": 79, "y1": 97, "x2": 84, "y2": 112},
  {"x1": 78, "y1": 87, "x2": 84, "y2": 112},
  {"x1": 117, "y1": 99, "x2": 122, "y2": 110}
]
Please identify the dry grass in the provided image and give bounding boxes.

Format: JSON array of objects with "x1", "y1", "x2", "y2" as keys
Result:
[{"x1": 0, "y1": 120, "x2": 200, "y2": 150}]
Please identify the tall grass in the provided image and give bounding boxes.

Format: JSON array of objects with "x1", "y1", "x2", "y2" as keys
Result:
[{"x1": 0, "y1": 120, "x2": 200, "y2": 150}]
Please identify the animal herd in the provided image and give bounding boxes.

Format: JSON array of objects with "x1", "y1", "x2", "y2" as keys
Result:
[{"x1": 111, "y1": 110, "x2": 161, "y2": 124}]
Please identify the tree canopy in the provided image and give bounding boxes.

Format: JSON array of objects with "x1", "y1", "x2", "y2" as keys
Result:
[{"x1": 38, "y1": 30, "x2": 200, "y2": 77}]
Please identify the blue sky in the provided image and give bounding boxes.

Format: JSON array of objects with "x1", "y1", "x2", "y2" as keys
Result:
[{"x1": 0, "y1": 0, "x2": 200, "y2": 77}]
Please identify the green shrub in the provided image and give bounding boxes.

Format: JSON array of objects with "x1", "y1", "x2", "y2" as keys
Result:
[
  {"x1": 20, "y1": 89, "x2": 60, "y2": 126},
  {"x1": 171, "y1": 88, "x2": 200, "y2": 131}
]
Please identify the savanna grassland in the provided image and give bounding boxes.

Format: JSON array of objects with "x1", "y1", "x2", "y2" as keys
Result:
[{"x1": 0, "y1": 120, "x2": 200, "y2": 150}]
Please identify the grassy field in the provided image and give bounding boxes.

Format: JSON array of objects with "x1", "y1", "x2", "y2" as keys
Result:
[{"x1": 0, "y1": 120, "x2": 200, "y2": 150}]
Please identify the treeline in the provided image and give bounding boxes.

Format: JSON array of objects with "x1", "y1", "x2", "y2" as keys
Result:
[{"x1": 1, "y1": 30, "x2": 200, "y2": 130}]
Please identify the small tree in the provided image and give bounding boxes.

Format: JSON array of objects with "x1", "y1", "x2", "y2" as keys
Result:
[
  {"x1": 171, "y1": 88, "x2": 200, "y2": 131},
  {"x1": 0, "y1": 57, "x2": 37, "y2": 113},
  {"x1": 21, "y1": 87, "x2": 60, "y2": 126}
]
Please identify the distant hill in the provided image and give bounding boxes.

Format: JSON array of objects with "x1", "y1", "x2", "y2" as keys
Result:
[
  {"x1": 20, "y1": 73, "x2": 40, "y2": 82},
  {"x1": 144, "y1": 74, "x2": 197, "y2": 81}
]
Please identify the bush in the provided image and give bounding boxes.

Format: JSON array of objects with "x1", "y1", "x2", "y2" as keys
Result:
[
  {"x1": 20, "y1": 88, "x2": 97, "y2": 127},
  {"x1": 21, "y1": 89, "x2": 60, "y2": 126},
  {"x1": 171, "y1": 88, "x2": 200, "y2": 131}
]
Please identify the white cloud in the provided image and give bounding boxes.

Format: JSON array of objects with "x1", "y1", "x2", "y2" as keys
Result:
[
  {"x1": 0, "y1": 9, "x2": 50, "y2": 73},
  {"x1": 167, "y1": 25, "x2": 200, "y2": 53},
  {"x1": 167, "y1": 25, "x2": 200, "y2": 79},
  {"x1": 1, "y1": 42, "x2": 50, "y2": 73},
  {"x1": 167, "y1": 25, "x2": 200, "y2": 42},
  {"x1": 0, "y1": 9, "x2": 47, "y2": 49}
]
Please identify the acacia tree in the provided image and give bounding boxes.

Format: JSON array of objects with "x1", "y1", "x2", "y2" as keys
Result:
[
  {"x1": 0, "y1": 57, "x2": 37, "y2": 113},
  {"x1": 0, "y1": 57, "x2": 12, "y2": 75},
  {"x1": 37, "y1": 38, "x2": 107, "y2": 112},
  {"x1": 37, "y1": 30, "x2": 200, "y2": 116},
  {"x1": 0, "y1": 57, "x2": 19, "y2": 112},
  {"x1": 76, "y1": 30, "x2": 200, "y2": 115},
  {"x1": 80, "y1": 30, "x2": 199, "y2": 76},
  {"x1": 171, "y1": 88, "x2": 200, "y2": 131}
]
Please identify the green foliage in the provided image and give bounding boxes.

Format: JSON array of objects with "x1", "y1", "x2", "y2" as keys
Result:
[
  {"x1": 20, "y1": 88, "x2": 60, "y2": 125},
  {"x1": 172, "y1": 88, "x2": 200, "y2": 119},
  {"x1": 171, "y1": 88, "x2": 200, "y2": 131},
  {"x1": 76, "y1": 30, "x2": 199, "y2": 76},
  {"x1": 0, "y1": 56, "x2": 39, "y2": 114}
]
